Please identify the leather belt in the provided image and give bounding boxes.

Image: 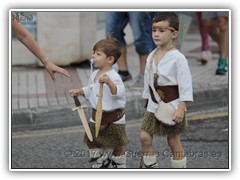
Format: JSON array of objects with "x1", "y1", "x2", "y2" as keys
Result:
[
  {"x1": 92, "y1": 108, "x2": 125, "y2": 125},
  {"x1": 149, "y1": 85, "x2": 179, "y2": 103}
]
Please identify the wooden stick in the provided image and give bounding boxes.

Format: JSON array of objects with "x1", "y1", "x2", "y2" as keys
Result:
[{"x1": 95, "y1": 83, "x2": 103, "y2": 137}]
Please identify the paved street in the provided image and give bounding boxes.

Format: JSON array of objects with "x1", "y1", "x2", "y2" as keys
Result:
[
  {"x1": 11, "y1": 114, "x2": 229, "y2": 169},
  {"x1": 10, "y1": 13, "x2": 230, "y2": 170}
]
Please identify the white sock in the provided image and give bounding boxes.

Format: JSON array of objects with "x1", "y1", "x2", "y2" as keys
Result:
[
  {"x1": 89, "y1": 148, "x2": 111, "y2": 168},
  {"x1": 143, "y1": 154, "x2": 158, "y2": 168},
  {"x1": 111, "y1": 154, "x2": 127, "y2": 168},
  {"x1": 170, "y1": 157, "x2": 187, "y2": 168}
]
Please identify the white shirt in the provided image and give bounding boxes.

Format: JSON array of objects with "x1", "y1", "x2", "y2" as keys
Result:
[
  {"x1": 143, "y1": 48, "x2": 193, "y2": 113},
  {"x1": 82, "y1": 69, "x2": 126, "y2": 124}
]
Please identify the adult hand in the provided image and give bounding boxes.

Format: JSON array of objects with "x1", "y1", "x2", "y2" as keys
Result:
[{"x1": 44, "y1": 60, "x2": 70, "y2": 80}]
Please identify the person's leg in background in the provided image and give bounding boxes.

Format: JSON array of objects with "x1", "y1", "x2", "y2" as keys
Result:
[
  {"x1": 105, "y1": 12, "x2": 132, "y2": 81},
  {"x1": 215, "y1": 13, "x2": 228, "y2": 75},
  {"x1": 202, "y1": 12, "x2": 228, "y2": 75},
  {"x1": 196, "y1": 12, "x2": 212, "y2": 65},
  {"x1": 175, "y1": 12, "x2": 193, "y2": 51},
  {"x1": 202, "y1": 12, "x2": 221, "y2": 46},
  {"x1": 129, "y1": 12, "x2": 154, "y2": 88}
]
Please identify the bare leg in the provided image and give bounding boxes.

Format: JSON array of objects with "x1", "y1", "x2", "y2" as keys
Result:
[
  {"x1": 117, "y1": 46, "x2": 132, "y2": 81},
  {"x1": 218, "y1": 16, "x2": 228, "y2": 59},
  {"x1": 140, "y1": 130, "x2": 154, "y2": 154},
  {"x1": 196, "y1": 12, "x2": 212, "y2": 65},
  {"x1": 139, "y1": 54, "x2": 148, "y2": 75},
  {"x1": 197, "y1": 12, "x2": 210, "y2": 51},
  {"x1": 113, "y1": 148, "x2": 125, "y2": 156},
  {"x1": 139, "y1": 130, "x2": 158, "y2": 168},
  {"x1": 203, "y1": 19, "x2": 220, "y2": 45},
  {"x1": 118, "y1": 46, "x2": 128, "y2": 71},
  {"x1": 167, "y1": 134, "x2": 187, "y2": 168},
  {"x1": 167, "y1": 134, "x2": 184, "y2": 160},
  {"x1": 215, "y1": 16, "x2": 228, "y2": 75}
]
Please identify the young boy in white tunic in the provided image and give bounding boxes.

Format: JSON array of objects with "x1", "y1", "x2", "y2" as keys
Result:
[
  {"x1": 140, "y1": 12, "x2": 193, "y2": 168},
  {"x1": 69, "y1": 38, "x2": 129, "y2": 168}
]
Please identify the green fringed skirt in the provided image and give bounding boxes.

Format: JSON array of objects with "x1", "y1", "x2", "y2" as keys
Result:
[
  {"x1": 141, "y1": 111, "x2": 188, "y2": 136},
  {"x1": 84, "y1": 122, "x2": 130, "y2": 149}
]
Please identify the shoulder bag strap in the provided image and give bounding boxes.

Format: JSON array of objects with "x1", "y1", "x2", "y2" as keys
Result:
[{"x1": 149, "y1": 56, "x2": 162, "y2": 104}]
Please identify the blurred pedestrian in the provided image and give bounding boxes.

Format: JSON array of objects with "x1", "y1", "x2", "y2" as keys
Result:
[
  {"x1": 105, "y1": 12, "x2": 154, "y2": 88},
  {"x1": 196, "y1": 12, "x2": 212, "y2": 65},
  {"x1": 202, "y1": 11, "x2": 229, "y2": 75},
  {"x1": 12, "y1": 12, "x2": 70, "y2": 80},
  {"x1": 175, "y1": 12, "x2": 194, "y2": 51}
]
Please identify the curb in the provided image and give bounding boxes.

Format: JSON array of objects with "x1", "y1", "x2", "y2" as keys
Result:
[{"x1": 11, "y1": 86, "x2": 229, "y2": 132}]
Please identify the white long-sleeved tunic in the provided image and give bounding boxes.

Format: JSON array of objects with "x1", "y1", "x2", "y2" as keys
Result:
[
  {"x1": 143, "y1": 48, "x2": 193, "y2": 113},
  {"x1": 82, "y1": 69, "x2": 126, "y2": 124}
]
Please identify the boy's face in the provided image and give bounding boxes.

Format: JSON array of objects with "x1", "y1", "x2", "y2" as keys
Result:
[
  {"x1": 152, "y1": 20, "x2": 178, "y2": 47},
  {"x1": 92, "y1": 50, "x2": 110, "y2": 69}
]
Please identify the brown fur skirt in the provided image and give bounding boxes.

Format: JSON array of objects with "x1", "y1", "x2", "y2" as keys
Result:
[
  {"x1": 84, "y1": 122, "x2": 130, "y2": 149},
  {"x1": 141, "y1": 111, "x2": 188, "y2": 136}
]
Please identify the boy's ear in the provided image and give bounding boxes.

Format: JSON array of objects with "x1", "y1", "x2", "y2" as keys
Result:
[
  {"x1": 107, "y1": 56, "x2": 115, "y2": 64},
  {"x1": 172, "y1": 31, "x2": 178, "y2": 39}
]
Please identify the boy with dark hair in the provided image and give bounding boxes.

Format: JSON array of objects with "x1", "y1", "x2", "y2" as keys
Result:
[{"x1": 69, "y1": 38, "x2": 129, "y2": 168}]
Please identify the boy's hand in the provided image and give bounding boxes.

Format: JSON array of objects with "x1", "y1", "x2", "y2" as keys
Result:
[
  {"x1": 68, "y1": 89, "x2": 83, "y2": 97},
  {"x1": 172, "y1": 109, "x2": 185, "y2": 124},
  {"x1": 99, "y1": 74, "x2": 117, "y2": 95},
  {"x1": 172, "y1": 102, "x2": 186, "y2": 124},
  {"x1": 99, "y1": 74, "x2": 111, "y2": 85}
]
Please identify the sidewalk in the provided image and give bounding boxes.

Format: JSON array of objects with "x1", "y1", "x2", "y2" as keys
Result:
[{"x1": 11, "y1": 28, "x2": 229, "y2": 132}]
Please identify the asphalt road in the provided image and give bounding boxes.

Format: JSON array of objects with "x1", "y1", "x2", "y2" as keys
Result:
[{"x1": 11, "y1": 115, "x2": 229, "y2": 170}]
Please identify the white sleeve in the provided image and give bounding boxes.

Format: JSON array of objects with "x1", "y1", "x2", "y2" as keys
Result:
[
  {"x1": 176, "y1": 57, "x2": 193, "y2": 102},
  {"x1": 113, "y1": 78, "x2": 125, "y2": 98},
  {"x1": 82, "y1": 85, "x2": 91, "y2": 99}
]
